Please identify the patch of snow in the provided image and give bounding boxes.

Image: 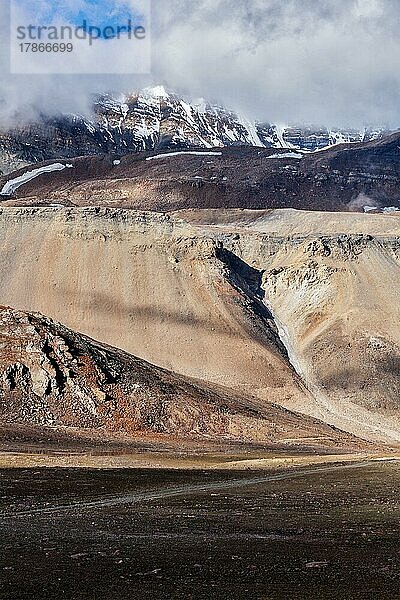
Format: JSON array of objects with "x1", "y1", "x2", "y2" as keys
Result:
[
  {"x1": 86, "y1": 122, "x2": 96, "y2": 134},
  {"x1": 113, "y1": 160, "x2": 121, "y2": 166},
  {"x1": 146, "y1": 151, "x2": 222, "y2": 161},
  {"x1": 1, "y1": 163, "x2": 73, "y2": 196},
  {"x1": 66, "y1": 113, "x2": 98, "y2": 134},
  {"x1": 177, "y1": 103, "x2": 213, "y2": 148},
  {"x1": 238, "y1": 114, "x2": 264, "y2": 147},
  {"x1": 382, "y1": 206, "x2": 399, "y2": 213},
  {"x1": 98, "y1": 94, "x2": 129, "y2": 119},
  {"x1": 83, "y1": 119, "x2": 96, "y2": 134},
  {"x1": 180, "y1": 100, "x2": 195, "y2": 125},
  {"x1": 120, "y1": 103, "x2": 129, "y2": 119},
  {"x1": 134, "y1": 118, "x2": 159, "y2": 139},
  {"x1": 274, "y1": 123, "x2": 293, "y2": 149},
  {"x1": 192, "y1": 97, "x2": 207, "y2": 114},
  {"x1": 312, "y1": 143, "x2": 343, "y2": 153},
  {"x1": 223, "y1": 125, "x2": 237, "y2": 142},
  {"x1": 101, "y1": 116, "x2": 114, "y2": 141},
  {"x1": 267, "y1": 152, "x2": 303, "y2": 160},
  {"x1": 363, "y1": 205, "x2": 378, "y2": 212}
]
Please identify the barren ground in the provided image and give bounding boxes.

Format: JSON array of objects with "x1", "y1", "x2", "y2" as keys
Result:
[{"x1": 0, "y1": 459, "x2": 399, "y2": 599}]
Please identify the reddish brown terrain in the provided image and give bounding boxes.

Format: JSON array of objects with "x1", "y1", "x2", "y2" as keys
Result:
[
  {"x1": 1, "y1": 135, "x2": 400, "y2": 212},
  {"x1": 0, "y1": 305, "x2": 367, "y2": 452}
]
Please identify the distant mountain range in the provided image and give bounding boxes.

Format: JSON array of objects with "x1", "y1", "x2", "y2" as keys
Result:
[{"x1": 0, "y1": 85, "x2": 392, "y2": 175}]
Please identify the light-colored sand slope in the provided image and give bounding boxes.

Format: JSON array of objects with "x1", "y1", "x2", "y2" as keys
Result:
[
  {"x1": 0, "y1": 207, "x2": 308, "y2": 411},
  {"x1": 174, "y1": 207, "x2": 400, "y2": 237},
  {"x1": 260, "y1": 236, "x2": 400, "y2": 442},
  {"x1": 0, "y1": 206, "x2": 399, "y2": 442},
  {"x1": 181, "y1": 209, "x2": 400, "y2": 442}
]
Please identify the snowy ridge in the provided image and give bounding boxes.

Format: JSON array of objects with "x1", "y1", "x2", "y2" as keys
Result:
[
  {"x1": 92, "y1": 90, "x2": 381, "y2": 155},
  {"x1": 0, "y1": 86, "x2": 392, "y2": 166}
]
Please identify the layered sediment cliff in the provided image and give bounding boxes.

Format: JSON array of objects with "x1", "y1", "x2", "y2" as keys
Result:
[{"x1": 0, "y1": 206, "x2": 398, "y2": 442}]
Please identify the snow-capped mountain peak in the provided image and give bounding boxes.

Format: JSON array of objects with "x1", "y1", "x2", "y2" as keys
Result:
[
  {"x1": 0, "y1": 86, "x2": 392, "y2": 172},
  {"x1": 142, "y1": 85, "x2": 170, "y2": 100}
]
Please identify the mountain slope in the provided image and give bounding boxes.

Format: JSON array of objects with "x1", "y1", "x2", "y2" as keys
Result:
[
  {"x1": 2, "y1": 136, "x2": 400, "y2": 212},
  {"x1": 0, "y1": 207, "x2": 398, "y2": 442},
  {"x1": 0, "y1": 207, "x2": 310, "y2": 410},
  {"x1": 180, "y1": 208, "x2": 400, "y2": 443}
]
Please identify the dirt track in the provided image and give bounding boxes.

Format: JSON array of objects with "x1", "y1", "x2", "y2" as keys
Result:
[{"x1": 3, "y1": 458, "x2": 396, "y2": 518}]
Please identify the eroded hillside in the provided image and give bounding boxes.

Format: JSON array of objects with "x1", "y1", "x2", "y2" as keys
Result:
[
  {"x1": 184, "y1": 209, "x2": 400, "y2": 442},
  {"x1": 0, "y1": 207, "x2": 309, "y2": 410},
  {"x1": 0, "y1": 206, "x2": 398, "y2": 443}
]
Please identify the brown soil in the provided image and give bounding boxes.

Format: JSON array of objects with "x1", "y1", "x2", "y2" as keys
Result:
[{"x1": 1, "y1": 137, "x2": 400, "y2": 212}]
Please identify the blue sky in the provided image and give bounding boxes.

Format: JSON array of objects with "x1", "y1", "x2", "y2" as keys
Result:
[{"x1": 15, "y1": 0, "x2": 145, "y2": 38}]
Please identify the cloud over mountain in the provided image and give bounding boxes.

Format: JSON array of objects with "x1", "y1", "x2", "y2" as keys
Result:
[{"x1": 1, "y1": 0, "x2": 400, "y2": 127}]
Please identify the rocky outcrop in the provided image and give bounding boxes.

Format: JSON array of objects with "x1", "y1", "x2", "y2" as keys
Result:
[{"x1": 0, "y1": 306, "x2": 364, "y2": 450}]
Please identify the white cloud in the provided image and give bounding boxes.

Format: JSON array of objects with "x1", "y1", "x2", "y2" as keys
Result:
[
  {"x1": 1, "y1": 0, "x2": 400, "y2": 127},
  {"x1": 152, "y1": 0, "x2": 400, "y2": 127}
]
